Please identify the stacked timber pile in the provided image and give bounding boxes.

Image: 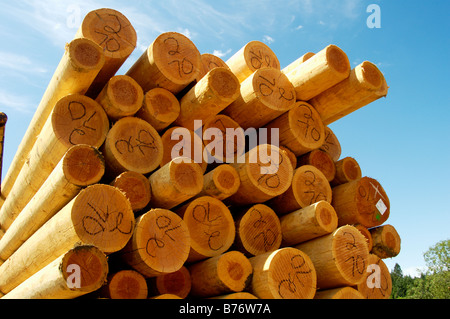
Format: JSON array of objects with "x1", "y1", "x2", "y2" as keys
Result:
[{"x1": 0, "y1": 8, "x2": 400, "y2": 300}]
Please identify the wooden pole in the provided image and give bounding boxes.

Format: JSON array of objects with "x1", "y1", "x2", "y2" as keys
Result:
[
  {"x1": 280, "y1": 200, "x2": 338, "y2": 246},
  {"x1": 226, "y1": 144, "x2": 294, "y2": 206},
  {"x1": 264, "y1": 101, "x2": 325, "y2": 157},
  {"x1": 210, "y1": 292, "x2": 258, "y2": 299},
  {"x1": 314, "y1": 287, "x2": 364, "y2": 299},
  {"x1": 188, "y1": 250, "x2": 253, "y2": 297},
  {"x1": 369, "y1": 224, "x2": 401, "y2": 258},
  {"x1": 160, "y1": 126, "x2": 207, "y2": 172},
  {"x1": 95, "y1": 75, "x2": 144, "y2": 120},
  {"x1": 267, "y1": 165, "x2": 332, "y2": 215},
  {"x1": 279, "y1": 145, "x2": 297, "y2": 170},
  {"x1": 126, "y1": 32, "x2": 201, "y2": 94},
  {"x1": 294, "y1": 225, "x2": 370, "y2": 290},
  {"x1": 0, "y1": 184, "x2": 134, "y2": 294},
  {"x1": 309, "y1": 61, "x2": 386, "y2": 125},
  {"x1": 2, "y1": 245, "x2": 108, "y2": 299},
  {"x1": 147, "y1": 266, "x2": 191, "y2": 298},
  {"x1": 297, "y1": 149, "x2": 336, "y2": 182},
  {"x1": 225, "y1": 40, "x2": 280, "y2": 83},
  {"x1": 0, "y1": 112, "x2": 7, "y2": 197},
  {"x1": 120, "y1": 208, "x2": 190, "y2": 277},
  {"x1": 198, "y1": 53, "x2": 230, "y2": 81},
  {"x1": 332, "y1": 176, "x2": 390, "y2": 228},
  {"x1": 135, "y1": 88, "x2": 180, "y2": 132},
  {"x1": 281, "y1": 52, "x2": 315, "y2": 75},
  {"x1": 285, "y1": 44, "x2": 351, "y2": 101},
  {"x1": 176, "y1": 196, "x2": 235, "y2": 263},
  {"x1": 0, "y1": 38, "x2": 105, "y2": 209},
  {"x1": 202, "y1": 114, "x2": 244, "y2": 164},
  {"x1": 175, "y1": 67, "x2": 240, "y2": 131},
  {"x1": 75, "y1": 8, "x2": 137, "y2": 98},
  {"x1": 248, "y1": 247, "x2": 317, "y2": 299},
  {"x1": 148, "y1": 157, "x2": 204, "y2": 209},
  {"x1": 101, "y1": 116, "x2": 163, "y2": 176},
  {"x1": 0, "y1": 94, "x2": 109, "y2": 232},
  {"x1": 195, "y1": 164, "x2": 240, "y2": 201},
  {"x1": 331, "y1": 156, "x2": 362, "y2": 186},
  {"x1": 0, "y1": 145, "x2": 105, "y2": 263},
  {"x1": 319, "y1": 126, "x2": 341, "y2": 162},
  {"x1": 111, "y1": 170, "x2": 151, "y2": 212},
  {"x1": 100, "y1": 269, "x2": 148, "y2": 299},
  {"x1": 221, "y1": 67, "x2": 296, "y2": 129},
  {"x1": 356, "y1": 253, "x2": 392, "y2": 299},
  {"x1": 232, "y1": 204, "x2": 282, "y2": 256}
]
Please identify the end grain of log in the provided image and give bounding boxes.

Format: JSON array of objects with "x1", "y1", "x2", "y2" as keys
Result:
[
  {"x1": 176, "y1": 196, "x2": 235, "y2": 263},
  {"x1": 369, "y1": 224, "x2": 401, "y2": 258},
  {"x1": 202, "y1": 114, "x2": 245, "y2": 164},
  {"x1": 310, "y1": 61, "x2": 385, "y2": 125},
  {"x1": 2, "y1": 245, "x2": 108, "y2": 299},
  {"x1": 0, "y1": 145, "x2": 105, "y2": 263},
  {"x1": 297, "y1": 149, "x2": 336, "y2": 182},
  {"x1": 319, "y1": 126, "x2": 342, "y2": 162},
  {"x1": 0, "y1": 184, "x2": 134, "y2": 294},
  {"x1": 226, "y1": 144, "x2": 294, "y2": 206},
  {"x1": 196, "y1": 164, "x2": 240, "y2": 200},
  {"x1": 356, "y1": 253, "x2": 392, "y2": 299},
  {"x1": 267, "y1": 165, "x2": 332, "y2": 215},
  {"x1": 226, "y1": 40, "x2": 280, "y2": 83},
  {"x1": 95, "y1": 75, "x2": 144, "y2": 120},
  {"x1": 136, "y1": 88, "x2": 180, "y2": 132},
  {"x1": 278, "y1": 145, "x2": 297, "y2": 170},
  {"x1": 160, "y1": 126, "x2": 207, "y2": 172},
  {"x1": 265, "y1": 101, "x2": 325, "y2": 157},
  {"x1": 221, "y1": 67, "x2": 296, "y2": 129},
  {"x1": 332, "y1": 176, "x2": 390, "y2": 228},
  {"x1": 0, "y1": 94, "x2": 109, "y2": 232},
  {"x1": 285, "y1": 44, "x2": 350, "y2": 101},
  {"x1": 314, "y1": 287, "x2": 364, "y2": 299},
  {"x1": 126, "y1": 32, "x2": 201, "y2": 94},
  {"x1": 0, "y1": 38, "x2": 105, "y2": 205},
  {"x1": 147, "y1": 265, "x2": 191, "y2": 298},
  {"x1": 100, "y1": 270, "x2": 148, "y2": 299},
  {"x1": 175, "y1": 67, "x2": 240, "y2": 131},
  {"x1": 280, "y1": 200, "x2": 338, "y2": 246},
  {"x1": 249, "y1": 247, "x2": 317, "y2": 299},
  {"x1": 76, "y1": 8, "x2": 137, "y2": 97},
  {"x1": 354, "y1": 224, "x2": 373, "y2": 251},
  {"x1": 188, "y1": 251, "x2": 253, "y2": 297},
  {"x1": 232, "y1": 204, "x2": 282, "y2": 256},
  {"x1": 295, "y1": 225, "x2": 370, "y2": 290},
  {"x1": 101, "y1": 116, "x2": 163, "y2": 176},
  {"x1": 120, "y1": 208, "x2": 190, "y2": 277},
  {"x1": 148, "y1": 157, "x2": 204, "y2": 209},
  {"x1": 111, "y1": 170, "x2": 151, "y2": 212},
  {"x1": 331, "y1": 156, "x2": 362, "y2": 186},
  {"x1": 198, "y1": 53, "x2": 231, "y2": 81}
]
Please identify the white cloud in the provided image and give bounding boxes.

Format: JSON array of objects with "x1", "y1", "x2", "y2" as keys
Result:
[
  {"x1": 0, "y1": 90, "x2": 34, "y2": 114},
  {"x1": 212, "y1": 49, "x2": 232, "y2": 58},
  {"x1": 263, "y1": 35, "x2": 274, "y2": 44},
  {"x1": 295, "y1": 25, "x2": 304, "y2": 30},
  {"x1": 0, "y1": 51, "x2": 48, "y2": 74}
]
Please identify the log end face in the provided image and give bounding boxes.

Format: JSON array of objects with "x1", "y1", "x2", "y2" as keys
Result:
[
  {"x1": 107, "y1": 270, "x2": 148, "y2": 299},
  {"x1": 69, "y1": 38, "x2": 105, "y2": 70},
  {"x1": 63, "y1": 144, "x2": 105, "y2": 186},
  {"x1": 217, "y1": 251, "x2": 253, "y2": 292},
  {"x1": 213, "y1": 164, "x2": 240, "y2": 196},
  {"x1": 326, "y1": 44, "x2": 351, "y2": 75},
  {"x1": 208, "y1": 67, "x2": 241, "y2": 102},
  {"x1": 112, "y1": 171, "x2": 151, "y2": 212},
  {"x1": 315, "y1": 201, "x2": 338, "y2": 234},
  {"x1": 61, "y1": 245, "x2": 108, "y2": 293},
  {"x1": 106, "y1": 75, "x2": 144, "y2": 118},
  {"x1": 170, "y1": 159, "x2": 204, "y2": 196},
  {"x1": 358, "y1": 61, "x2": 384, "y2": 90}
]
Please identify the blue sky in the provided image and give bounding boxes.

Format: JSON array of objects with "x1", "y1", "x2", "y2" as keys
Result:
[{"x1": 0, "y1": 0, "x2": 449, "y2": 277}]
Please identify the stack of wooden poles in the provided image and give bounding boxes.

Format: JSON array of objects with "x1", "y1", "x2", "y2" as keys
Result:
[{"x1": 0, "y1": 8, "x2": 400, "y2": 299}]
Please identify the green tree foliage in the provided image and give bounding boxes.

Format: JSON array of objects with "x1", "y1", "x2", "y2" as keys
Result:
[{"x1": 390, "y1": 239, "x2": 449, "y2": 299}]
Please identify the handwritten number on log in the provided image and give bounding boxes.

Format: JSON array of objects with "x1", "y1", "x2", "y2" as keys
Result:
[
  {"x1": 83, "y1": 202, "x2": 133, "y2": 236},
  {"x1": 343, "y1": 231, "x2": 365, "y2": 277},
  {"x1": 251, "y1": 208, "x2": 277, "y2": 251},
  {"x1": 303, "y1": 170, "x2": 327, "y2": 204},
  {"x1": 164, "y1": 37, "x2": 194, "y2": 78},
  {"x1": 297, "y1": 104, "x2": 321, "y2": 141},
  {"x1": 258, "y1": 75, "x2": 294, "y2": 101},
  {"x1": 68, "y1": 101, "x2": 97, "y2": 145},
  {"x1": 94, "y1": 13, "x2": 122, "y2": 52},
  {"x1": 146, "y1": 215, "x2": 182, "y2": 258},
  {"x1": 192, "y1": 203, "x2": 223, "y2": 251},
  {"x1": 278, "y1": 254, "x2": 312, "y2": 298},
  {"x1": 115, "y1": 129, "x2": 157, "y2": 155}
]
